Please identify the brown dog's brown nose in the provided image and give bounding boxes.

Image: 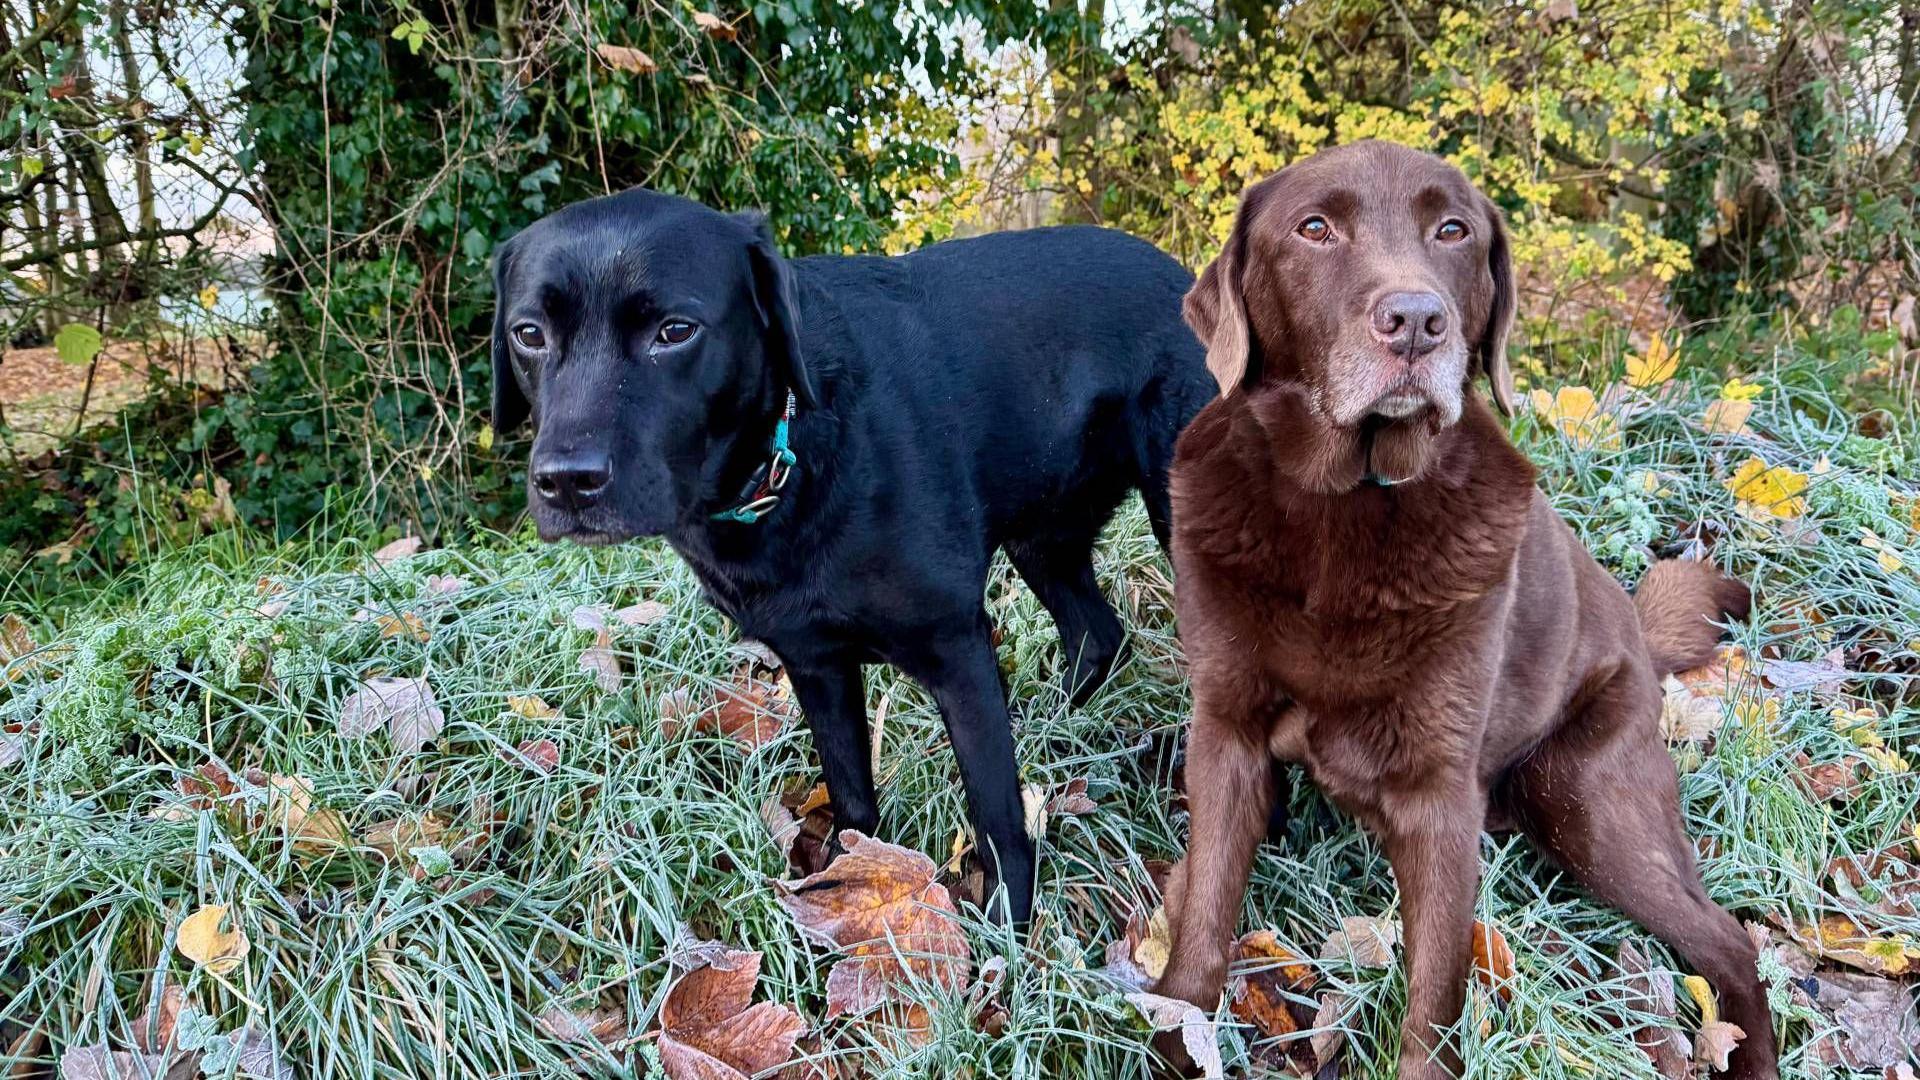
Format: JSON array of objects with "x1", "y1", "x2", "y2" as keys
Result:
[{"x1": 1371, "y1": 291, "x2": 1448, "y2": 359}]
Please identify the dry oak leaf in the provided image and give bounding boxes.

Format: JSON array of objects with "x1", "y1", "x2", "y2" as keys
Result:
[
  {"x1": 1472, "y1": 920, "x2": 1516, "y2": 1001},
  {"x1": 132, "y1": 984, "x2": 187, "y2": 1055},
  {"x1": 1799, "y1": 969, "x2": 1920, "y2": 1070},
  {"x1": 176, "y1": 904, "x2": 249, "y2": 975},
  {"x1": 1794, "y1": 752, "x2": 1866, "y2": 803},
  {"x1": 775, "y1": 831, "x2": 970, "y2": 1019},
  {"x1": 1694, "y1": 1021, "x2": 1746, "y2": 1072},
  {"x1": 1129, "y1": 905, "x2": 1172, "y2": 981},
  {"x1": 1319, "y1": 914, "x2": 1398, "y2": 968},
  {"x1": 692, "y1": 11, "x2": 738, "y2": 40},
  {"x1": 536, "y1": 1003, "x2": 626, "y2": 1047},
  {"x1": 507, "y1": 694, "x2": 557, "y2": 720},
  {"x1": 1773, "y1": 912, "x2": 1919, "y2": 976},
  {"x1": 369, "y1": 536, "x2": 422, "y2": 566},
  {"x1": 1228, "y1": 929, "x2": 1317, "y2": 1039},
  {"x1": 657, "y1": 947, "x2": 805, "y2": 1080},
  {"x1": 1126, "y1": 991, "x2": 1224, "y2": 1080},
  {"x1": 595, "y1": 42, "x2": 657, "y2": 75},
  {"x1": 58, "y1": 1045, "x2": 187, "y2": 1080},
  {"x1": 614, "y1": 600, "x2": 669, "y2": 627},
  {"x1": 266, "y1": 774, "x2": 350, "y2": 852},
  {"x1": 337, "y1": 676, "x2": 445, "y2": 753},
  {"x1": 500, "y1": 737, "x2": 561, "y2": 775},
  {"x1": 579, "y1": 630, "x2": 623, "y2": 693},
  {"x1": 375, "y1": 611, "x2": 429, "y2": 642},
  {"x1": 706, "y1": 674, "x2": 791, "y2": 750}
]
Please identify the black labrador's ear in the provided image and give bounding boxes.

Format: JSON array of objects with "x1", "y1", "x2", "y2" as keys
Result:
[
  {"x1": 1478, "y1": 198, "x2": 1517, "y2": 416},
  {"x1": 736, "y1": 212, "x2": 816, "y2": 410},
  {"x1": 1184, "y1": 187, "x2": 1260, "y2": 396},
  {"x1": 490, "y1": 237, "x2": 532, "y2": 433}
]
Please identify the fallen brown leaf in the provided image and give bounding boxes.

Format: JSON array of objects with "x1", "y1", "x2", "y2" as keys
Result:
[
  {"x1": 501, "y1": 737, "x2": 560, "y2": 775},
  {"x1": 775, "y1": 831, "x2": 970, "y2": 1019},
  {"x1": 1796, "y1": 752, "x2": 1867, "y2": 803},
  {"x1": 337, "y1": 676, "x2": 445, "y2": 753},
  {"x1": 706, "y1": 674, "x2": 791, "y2": 750},
  {"x1": 1319, "y1": 914, "x2": 1398, "y2": 968},
  {"x1": 1127, "y1": 991, "x2": 1224, "y2": 1080},
  {"x1": 369, "y1": 536, "x2": 421, "y2": 566},
  {"x1": 1227, "y1": 929, "x2": 1316, "y2": 1047},
  {"x1": 657, "y1": 946, "x2": 805, "y2": 1080},
  {"x1": 579, "y1": 630, "x2": 622, "y2": 693},
  {"x1": 1472, "y1": 920, "x2": 1516, "y2": 1001}
]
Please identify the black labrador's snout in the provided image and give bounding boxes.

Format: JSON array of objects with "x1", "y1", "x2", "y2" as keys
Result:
[
  {"x1": 531, "y1": 448, "x2": 614, "y2": 511},
  {"x1": 1370, "y1": 290, "x2": 1449, "y2": 360}
]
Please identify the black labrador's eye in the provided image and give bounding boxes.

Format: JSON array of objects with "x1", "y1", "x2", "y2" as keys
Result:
[
  {"x1": 656, "y1": 319, "x2": 699, "y2": 347},
  {"x1": 512, "y1": 323, "x2": 546, "y2": 350},
  {"x1": 1436, "y1": 219, "x2": 1469, "y2": 243},
  {"x1": 1296, "y1": 216, "x2": 1332, "y2": 243}
]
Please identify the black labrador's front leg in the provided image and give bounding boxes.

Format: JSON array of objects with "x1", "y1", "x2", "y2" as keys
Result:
[
  {"x1": 898, "y1": 615, "x2": 1036, "y2": 924},
  {"x1": 786, "y1": 661, "x2": 878, "y2": 839}
]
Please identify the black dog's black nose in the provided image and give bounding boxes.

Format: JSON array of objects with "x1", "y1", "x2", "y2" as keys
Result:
[
  {"x1": 1371, "y1": 291, "x2": 1448, "y2": 359},
  {"x1": 532, "y1": 452, "x2": 613, "y2": 510}
]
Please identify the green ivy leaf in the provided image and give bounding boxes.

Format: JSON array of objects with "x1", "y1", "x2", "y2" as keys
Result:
[{"x1": 53, "y1": 323, "x2": 103, "y2": 366}]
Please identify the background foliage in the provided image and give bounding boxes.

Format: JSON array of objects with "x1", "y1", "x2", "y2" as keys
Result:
[{"x1": 2, "y1": 0, "x2": 1916, "y2": 588}]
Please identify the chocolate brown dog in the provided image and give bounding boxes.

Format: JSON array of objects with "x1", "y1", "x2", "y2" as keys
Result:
[{"x1": 1155, "y1": 141, "x2": 1778, "y2": 1079}]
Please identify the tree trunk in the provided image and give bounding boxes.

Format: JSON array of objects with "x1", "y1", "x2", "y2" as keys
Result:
[{"x1": 1045, "y1": 0, "x2": 1105, "y2": 224}]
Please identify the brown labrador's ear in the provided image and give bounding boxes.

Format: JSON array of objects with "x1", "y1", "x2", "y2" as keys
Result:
[
  {"x1": 490, "y1": 236, "x2": 532, "y2": 433},
  {"x1": 1478, "y1": 198, "x2": 1517, "y2": 416},
  {"x1": 736, "y1": 212, "x2": 816, "y2": 410},
  {"x1": 1184, "y1": 215, "x2": 1254, "y2": 396}
]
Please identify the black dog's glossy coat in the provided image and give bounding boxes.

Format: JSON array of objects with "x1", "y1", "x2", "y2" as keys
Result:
[{"x1": 492, "y1": 190, "x2": 1214, "y2": 920}]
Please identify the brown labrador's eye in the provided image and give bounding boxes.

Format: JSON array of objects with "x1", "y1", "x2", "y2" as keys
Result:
[
  {"x1": 656, "y1": 319, "x2": 699, "y2": 347},
  {"x1": 512, "y1": 324, "x2": 546, "y2": 350},
  {"x1": 1296, "y1": 216, "x2": 1332, "y2": 243},
  {"x1": 1436, "y1": 219, "x2": 1469, "y2": 243}
]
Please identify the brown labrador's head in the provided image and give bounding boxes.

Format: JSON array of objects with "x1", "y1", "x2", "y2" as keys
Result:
[{"x1": 1185, "y1": 140, "x2": 1514, "y2": 455}]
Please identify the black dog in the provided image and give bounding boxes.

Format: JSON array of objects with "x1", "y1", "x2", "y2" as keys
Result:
[{"x1": 491, "y1": 189, "x2": 1213, "y2": 920}]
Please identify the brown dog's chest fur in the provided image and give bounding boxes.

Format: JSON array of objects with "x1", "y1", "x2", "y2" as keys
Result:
[{"x1": 1171, "y1": 390, "x2": 1540, "y2": 815}]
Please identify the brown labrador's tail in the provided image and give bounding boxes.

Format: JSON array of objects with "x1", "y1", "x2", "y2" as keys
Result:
[{"x1": 1633, "y1": 559, "x2": 1752, "y2": 677}]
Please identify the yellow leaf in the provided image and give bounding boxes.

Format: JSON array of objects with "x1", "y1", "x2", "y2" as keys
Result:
[
  {"x1": 176, "y1": 904, "x2": 249, "y2": 975},
  {"x1": 1725, "y1": 456, "x2": 1808, "y2": 519},
  {"x1": 1529, "y1": 386, "x2": 1619, "y2": 449},
  {"x1": 376, "y1": 612, "x2": 429, "y2": 642},
  {"x1": 1625, "y1": 333, "x2": 1679, "y2": 388},
  {"x1": 1682, "y1": 973, "x2": 1718, "y2": 1024},
  {"x1": 1133, "y1": 906, "x2": 1172, "y2": 979},
  {"x1": 507, "y1": 695, "x2": 557, "y2": 719},
  {"x1": 477, "y1": 424, "x2": 495, "y2": 453},
  {"x1": 1719, "y1": 377, "x2": 1765, "y2": 402},
  {"x1": 197, "y1": 284, "x2": 219, "y2": 310},
  {"x1": 1860, "y1": 529, "x2": 1906, "y2": 573},
  {"x1": 1701, "y1": 397, "x2": 1754, "y2": 434}
]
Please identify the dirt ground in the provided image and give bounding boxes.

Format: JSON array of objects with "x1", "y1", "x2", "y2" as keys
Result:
[{"x1": 0, "y1": 336, "x2": 244, "y2": 456}]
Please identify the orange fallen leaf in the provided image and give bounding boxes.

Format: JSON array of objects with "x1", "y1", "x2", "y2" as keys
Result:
[
  {"x1": 376, "y1": 611, "x2": 429, "y2": 642},
  {"x1": 657, "y1": 946, "x2": 805, "y2": 1080},
  {"x1": 705, "y1": 673, "x2": 791, "y2": 750},
  {"x1": 1472, "y1": 920, "x2": 1516, "y2": 1001},
  {"x1": 775, "y1": 831, "x2": 970, "y2": 1019},
  {"x1": 1228, "y1": 930, "x2": 1316, "y2": 1039}
]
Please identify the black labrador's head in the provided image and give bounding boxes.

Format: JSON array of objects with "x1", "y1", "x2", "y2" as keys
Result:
[
  {"x1": 491, "y1": 189, "x2": 811, "y2": 544},
  {"x1": 1185, "y1": 141, "x2": 1514, "y2": 484}
]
